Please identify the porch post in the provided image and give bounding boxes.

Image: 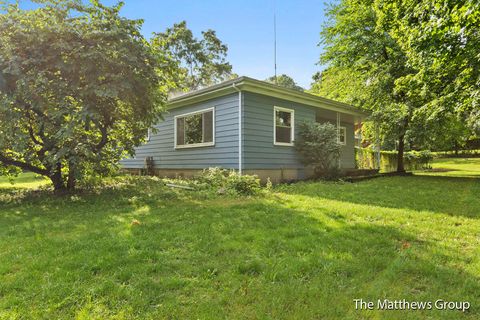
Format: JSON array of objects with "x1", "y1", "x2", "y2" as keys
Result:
[
  {"x1": 336, "y1": 112, "x2": 341, "y2": 168},
  {"x1": 355, "y1": 118, "x2": 362, "y2": 168},
  {"x1": 375, "y1": 122, "x2": 381, "y2": 170}
]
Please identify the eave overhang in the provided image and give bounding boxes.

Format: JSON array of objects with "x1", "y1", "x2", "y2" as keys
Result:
[{"x1": 167, "y1": 77, "x2": 370, "y2": 119}]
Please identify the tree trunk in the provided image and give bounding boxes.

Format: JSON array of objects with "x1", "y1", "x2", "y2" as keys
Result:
[
  {"x1": 397, "y1": 134, "x2": 406, "y2": 173},
  {"x1": 50, "y1": 163, "x2": 65, "y2": 191},
  {"x1": 454, "y1": 140, "x2": 459, "y2": 156},
  {"x1": 67, "y1": 162, "x2": 76, "y2": 190}
]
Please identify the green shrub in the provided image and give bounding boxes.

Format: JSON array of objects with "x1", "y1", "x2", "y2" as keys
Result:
[
  {"x1": 225, "y1": 172, "x2": 261, "y2": 196},
  {"x1": 197, "y1": 168, "x2": 261, "y2": 196},
  {"x1": 432, "y1": 149, "x2": 480, "y2": 158},
  {"x1": 295, "y1": 121, "x2": 341, "y2": 178},
  {"x1": 411, "y1": 150, "x2": 433, "y2": 169},
  {"x1": 356, "y1": 148, "x2": 433, "y2": 172},
  {"x1": 197, "y1": 167, "x2": 229, "y2": 187}
]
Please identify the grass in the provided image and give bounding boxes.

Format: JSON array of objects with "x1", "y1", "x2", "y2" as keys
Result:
[
  {"x1": 0, "y1": 159, "x2": 479, "y2": 319},
  {"x1": 416, "y1": 158, "x2": 480, "y2": 178},
  {"x1": 0, "y1": 172, "x2": 49, "y2": 189}
]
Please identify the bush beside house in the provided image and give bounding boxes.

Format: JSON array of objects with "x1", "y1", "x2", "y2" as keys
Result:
[
  {"x1": 295, "y1": 122, "x2": 341, "y2": 178},
  {"x1": 196, "y1": 168, "x2": 262, "y2": 196}
]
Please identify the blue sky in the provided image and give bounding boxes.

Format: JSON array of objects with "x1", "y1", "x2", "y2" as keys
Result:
[{"x1": 11, "y1": 0, "x2": 329, "y2": 88}]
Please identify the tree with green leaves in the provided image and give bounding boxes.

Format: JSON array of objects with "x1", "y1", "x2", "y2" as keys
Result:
[
  {"x1": 152, "y1": 21, "x2": 233, "y2": 91},
  {"x1": 376, "y1": 0, "x2": 480, "y2": 136},
  {"x1": 310, "y1": 67, "x2": 368, "y2": 107},
  {"x1": 314, "y1": 0, "x2": 479, "y2": 166},
  {"x1": 265, "y1": 74, "x2": 304, "y2": 91},
  {"x1": 0, "y1": 0, "x2": 170, "y2": 191},
  {"x1": 315, "y1": 0, "x2": 420, "y2": 171}
]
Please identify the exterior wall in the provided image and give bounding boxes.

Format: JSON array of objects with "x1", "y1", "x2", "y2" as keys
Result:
[
  {"x1": 120, "y1": 93, "x2": 239, "y2": 170},
  {"x1": 242, "y1": 92, "x2": 356, "y2": 176},
  {"x1": 121, "y1": 91, "x2": 357, "y2": 177}
]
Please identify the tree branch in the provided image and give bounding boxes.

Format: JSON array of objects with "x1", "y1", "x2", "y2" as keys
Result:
[
  {"x1": 24, "y1": 111, "x2": 52, "y2": 163},
  {"x1": 18, "y1": 99, "x2": 61, "y2": 128},
  {"x1": 26, "y1": 121, "x2": 44, "y2": 146},
  {"x1": 92, "y1": 119, "x2": 110, "y2": 152},
  {"x1": 0, "y1": 153, "x2": 49, "y2": 176},
  {"x1": 382, "y1": 45, "x2": 389, "y2": 62},
  {"x1": 95, "y1": 125, "x2": 108, "y2": 151}
]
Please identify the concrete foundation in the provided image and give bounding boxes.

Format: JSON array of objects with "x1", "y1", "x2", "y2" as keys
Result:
[
  {"x1": 121, "y1": 167, "x2": 368, "y2": 184},
  {"x1": 121, "y1": 167, "x2": 306, "y2": 183}
]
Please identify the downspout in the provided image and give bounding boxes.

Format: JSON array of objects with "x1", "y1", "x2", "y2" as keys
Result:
[{"x1": 233, "y1": 83, "x2": 242, "y2": 175}]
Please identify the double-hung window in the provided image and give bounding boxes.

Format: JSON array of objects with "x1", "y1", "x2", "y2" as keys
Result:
[
  {"x1": 274, "y1": 106, "x2": 294, "y2": 146},
  {"x1": 175, "y1": 108, "x2": 215, "y2": 148}
]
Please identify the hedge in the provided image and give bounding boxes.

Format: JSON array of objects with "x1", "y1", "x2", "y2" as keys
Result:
[
  {"x1": 433, "y1": 149, "x2": 480, "y2": 158},
  {"x1": 355, "y1": 148, "x2": 433, "y2": 172}
]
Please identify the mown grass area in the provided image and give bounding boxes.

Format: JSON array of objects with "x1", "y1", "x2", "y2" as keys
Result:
[
  {"x1": 416, "y1": 158, "x2": 480, "y2": 178},
  {"x1": 0, "y1": 160, "x2": 479, "y2": 319},
  {"x1": 0, "y1": 172, "x2": 49, "y2": 189}
]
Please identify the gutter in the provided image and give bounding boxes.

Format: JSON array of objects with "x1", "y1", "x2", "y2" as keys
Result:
[
  {"x1": 168, "y1": 77, "x2": 369, "y2": 118},
  {"x1": 232, "y1": 82, "x2": 242, "y2": 175}
]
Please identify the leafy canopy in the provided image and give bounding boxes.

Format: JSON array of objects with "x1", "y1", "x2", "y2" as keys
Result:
[
  {"x1": 0, "y1": 0, "x2": 169, "y2": 190},
  {"x1": 313, "y1": 0, "x2": 417, "y2": 171},
  {"x1": 376, "y1": 0, "x2": 480, "y2": 135},
  {"x1": 265, "y1": 74, "x2": 304, "y2": 91},
  {"x1": 312, "y1": 0, "x2": 479, "y2": 167},
  {"x1": 152, "y1": 21, "x2": 233, "y2": 91}
]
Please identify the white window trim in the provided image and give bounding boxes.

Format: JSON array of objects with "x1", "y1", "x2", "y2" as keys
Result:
[
  {"x1": 338, "y1": 126, "x2": 347, "y2": 145},
  {"x1": 174, "y1": 107, "x2": 215, "y2": 149},
  {"x1": 273, "y1": 106, "x2": 295, "y2": 146},
  {"x1": 146, "y1": 128, "x2": 152, "y2": 142}
]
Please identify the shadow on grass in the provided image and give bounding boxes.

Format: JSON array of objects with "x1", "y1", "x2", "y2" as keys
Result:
[
  {"x1": 0, "y1": 190, "x2": 478, "y2": 319},
  {"x1": 416, "y1": 171, "x2": 480, "y2": 179},
  {"x1": 280, "y1": 175, "x2": 480, "y2": 218}
]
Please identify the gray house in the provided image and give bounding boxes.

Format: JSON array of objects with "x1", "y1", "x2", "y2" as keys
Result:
[{"x1": 121, "y1": 77, "x2": 368, "y2": 182}]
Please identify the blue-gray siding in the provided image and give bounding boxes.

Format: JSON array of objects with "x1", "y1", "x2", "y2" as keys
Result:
[
  {"x1": 121, "y1": 91, "x2": 356, "y2": 171},
  {"x1": 242, "y1": 92, "x2": 355, "y2": 170},
  {"x1": 120, "y1": 93, "x2": 239, "y2": 169}
]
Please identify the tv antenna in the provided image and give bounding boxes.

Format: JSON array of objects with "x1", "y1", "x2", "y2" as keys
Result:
[{"x1": 274, "y1": 0, "x2": 277, "y2": 84}]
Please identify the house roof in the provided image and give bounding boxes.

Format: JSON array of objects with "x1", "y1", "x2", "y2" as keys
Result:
[{"x1": 168, "y1": 76, "x2": 369, "y2": 118}]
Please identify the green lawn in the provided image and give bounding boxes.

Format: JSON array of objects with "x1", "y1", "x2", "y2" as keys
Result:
[
  {"x1": 416, "y1": 158, "x2": 480, "y2": 178},
  {"x1": 0, "y1": 172, "x2": 50, "y2": 189},
  {"x1": 0, "y1": 160, "x2": 479, "y2": 319}
]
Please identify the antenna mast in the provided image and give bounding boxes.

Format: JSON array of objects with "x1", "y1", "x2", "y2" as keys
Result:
[{"x1": 274, "y1": 0, "x2": 277, "y2": 84}]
